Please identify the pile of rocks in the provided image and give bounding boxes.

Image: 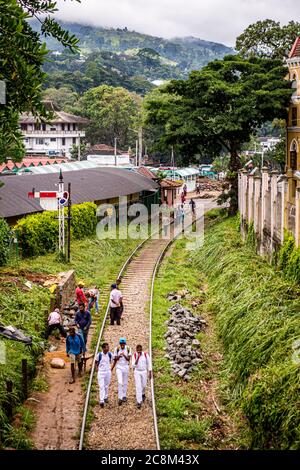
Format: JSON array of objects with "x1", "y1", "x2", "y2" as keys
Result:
[
  {"x1": 167, "y1": 289, "x2": 190, "y2": 301},
  {"x1": 61, "y1": 304, "x2": 77, "y2": 329},
  {"x1": 164, "y1": 303, "x2": 207, "y2": 381}
]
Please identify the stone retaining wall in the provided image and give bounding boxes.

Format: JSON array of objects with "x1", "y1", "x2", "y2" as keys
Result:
[{"x1": 50, "y1": 270, "x2": 76, "y2": 311}]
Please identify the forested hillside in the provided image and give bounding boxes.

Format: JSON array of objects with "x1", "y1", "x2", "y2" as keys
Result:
[{"x1": 34, "y1": 22, "x2": 234, "y2": 95}]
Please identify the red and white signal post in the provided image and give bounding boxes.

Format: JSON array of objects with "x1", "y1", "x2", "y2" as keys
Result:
[{"x1": 28, "y1": 170, "x2": 70, "y2": 258}]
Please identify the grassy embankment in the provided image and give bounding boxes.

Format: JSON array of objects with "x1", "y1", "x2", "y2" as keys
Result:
[
  {"x1": 153, "y1": 212, "x2": 300, "y2": 450},
  {"x1": 0, "y1": 232, "x2": 140, "y2": 449}
]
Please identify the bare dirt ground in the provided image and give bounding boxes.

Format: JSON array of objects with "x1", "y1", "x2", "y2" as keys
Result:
[{"x1": 28, "y1": 325, "x2": 96, "y2": 450}]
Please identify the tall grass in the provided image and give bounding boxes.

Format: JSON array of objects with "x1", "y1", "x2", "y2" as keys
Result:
[
  {"x1": 192, "y1": 217, "x2": 300, "y2": 449},
  {"x1": 0, "y1": 234, "x2": 140, "y2": 448}
]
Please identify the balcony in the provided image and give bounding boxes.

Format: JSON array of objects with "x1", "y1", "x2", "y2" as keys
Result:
[{"x1": 21, "y1": 130, "x2": 85, "y2": 137}]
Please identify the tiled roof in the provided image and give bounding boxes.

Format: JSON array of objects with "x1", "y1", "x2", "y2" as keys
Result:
[
  {"x1": 160, "y1": 179, "x2": 183, "y2": 188},
  {"x1": 0, "y1": 158, "x2": 68, "y2": 173},
  {"x1": 289, "y1": 37, "x2": 300, "y2": 59},
  {"x1": 89, "y1": 144, "x2": 124, "y2": 155},
  {"x1": 19, "y1": 101, "x2": 89, "y2": 124},
  {"x1": 136, "y1": 166, "x2": 156, "y2": 180}
]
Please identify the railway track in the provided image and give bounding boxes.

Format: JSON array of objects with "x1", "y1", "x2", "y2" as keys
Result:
[{"x1": 79, "y1": 200, "x2": 217, "y2": 451}]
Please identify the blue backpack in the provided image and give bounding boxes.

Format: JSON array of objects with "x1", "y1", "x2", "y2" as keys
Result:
[{"x1": 97, "y1": 352, "x2": 113, "y2": 363}]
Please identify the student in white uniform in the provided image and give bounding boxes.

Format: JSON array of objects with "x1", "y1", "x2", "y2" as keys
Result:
[
  {"x1": 95, "y1": 342, "x2": 113, "y2": 408},
  {"x1": 111, "y1": 338, "x2": 132, "y2": 405},
  {"x1": 132, "y1": 344, "x2": 152, "y2": 409}
]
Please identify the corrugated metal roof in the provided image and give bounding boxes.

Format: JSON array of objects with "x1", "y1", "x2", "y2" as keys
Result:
[
  {"x1": 163, "y1": 168, "x2": 200, "y2": 178},
  {"x1": 0, "y1": 167, "x2": 159, "y2": 219},
  {"x1": 150, "y1": 167, "x2": 199, "y2": 178},
  {"x1": 17, "y1": 161, "x2": 100, "y2": 175}
]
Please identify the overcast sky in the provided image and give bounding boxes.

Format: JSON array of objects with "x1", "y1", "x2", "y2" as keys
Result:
[{"x1": 56, "y1": 0, "x2": 299, "y2": 46}]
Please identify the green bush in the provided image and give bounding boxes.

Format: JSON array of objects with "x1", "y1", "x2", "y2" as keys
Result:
[
  {"x1": 0, "y1": 218, "x2": 10, "y2": 266},
  {"x1": 0, "y1": 284, "x2": 50, "y2": 448},
  {"x1": 192, "y1": 217, "x2": 300, "y2": 449},
  {"x1": 15, "y1": 202, "x2": 98, "y2": 257},
  {"x1": 70, "y1": 202, "x2": 97, "y2": 240}
]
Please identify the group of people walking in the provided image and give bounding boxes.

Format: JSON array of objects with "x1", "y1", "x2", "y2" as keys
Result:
[
  {"x1": 96, "y1": 338, "x2": 152, "y2": 409},
  {"x1": 46, "y1": 280, "x2": 152, "y2": 407}
]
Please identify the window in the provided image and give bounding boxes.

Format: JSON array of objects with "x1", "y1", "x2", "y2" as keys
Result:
[
  {"x1": 62, "y1": 124, "x2": 65, "y2": 131},
  {"x1": 36, "y1": 138, "x2": 45, "y2": 145},
  {"x1": 50, "y1": 138, "x2": 56, "y2": 142},
  {"x1": 34, "y1": 123, "x2": 41, "y2": 131},
  {"x1": 42, "y1": 123, "x2": 46, "y2": 131},
  {"x1": 290, "y1": 141, "x2": 298, "y2": 171},
  {"x1": 68, "y1": 123, "x2": 71, "y2": 131},
  {"x1": 50, "y1": 127, "x2": 56, "y2": 131},
  {"x1": 292, "y1": 107, "x2": 298, "y2": 127},
  {"x1": 62, "y1": 138, "x2": 66, "y2": 146},
  {"x1": 21, "y1": 124, "x2": 27, "y2": 131},
  {"x1": 72, "y1": 137, "x2": 76, "y2": 144},
  {"x1": 73, "y1": 123, "x2": 76, "y2": 131}
]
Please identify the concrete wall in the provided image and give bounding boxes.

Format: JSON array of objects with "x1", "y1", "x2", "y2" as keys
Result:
[
  {"x1": 50, "y1": 270, "x2": 76, "y2": 311},
  {"x1": 239, "y1": 169, "x2": 290, "y2": 257}
]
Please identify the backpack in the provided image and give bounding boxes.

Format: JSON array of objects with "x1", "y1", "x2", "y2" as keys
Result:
[
  {"x1": 97, "y1": 352, "x2": 113, "y2": 363},
  {"x1": 116, "y1": 346, "x2": 131, "y2": 356},
  {"x1": 134, "y1": 352, "x2": 148, "y2": 365}
]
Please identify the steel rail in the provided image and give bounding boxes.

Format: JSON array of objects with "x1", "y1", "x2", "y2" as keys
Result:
[
  {"x1": 79, "y1": 209, "x2": 206, "y2": 450},
  {"x1": 79, "y1": 235, "x2": 151, "y2": 450}
]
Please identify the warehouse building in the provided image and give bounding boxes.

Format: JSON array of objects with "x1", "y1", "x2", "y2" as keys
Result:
[{"x1": 0, "y1": 167, "x2": 159, "y2": 224}]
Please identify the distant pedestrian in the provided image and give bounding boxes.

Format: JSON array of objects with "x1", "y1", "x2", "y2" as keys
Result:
[
  {"x1": 112, "y1": 338, "x2": 132, "y2": 405},
  {"x1": 183, "y1": 184, "x2": 187, "y2": 196},
  {"x1": 196, "y1": 183, "x2": 200, "y2": 195},
  {"x1": 75, "y1": 302, "x2": 92, "y2": 345},
  {"x1": 180, "y1": 191, "x2": 186, "y2": 205},
  {"x1": 66, "y1": 327, "x2": 85, "y2": 384},
  {"x1": 45, "y1": 308, "x2": 67, "y2": 339},
  {"x1": 180, "y1": 204, "x2": 185, "y2": 224},
  {"x1": 95, "y1": 343, "x2": 114, "y2": 408},
  {"x1": 88, "y1": 286, "x2": 100, "y2": 314},
  {"x1": 189, "y1": 198, "x2": 196, "y2": 215},
  {"x1": 109, "y1": 283, "x2": 123, "y2": 325},
  {"x1": 132, "y1": 345, "x2": 152, "y2": 409},
  {"x1": 75, "y1": 281, "x2": 88, "y2": 307}
]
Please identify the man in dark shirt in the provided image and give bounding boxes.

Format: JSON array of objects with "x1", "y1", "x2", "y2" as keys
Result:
[
  {"x1": 66, "y1": 327, "x2": 85, "y2": 384},
  {"x1": 75, "y1": 302, "x2": 92, "y2": 345}
]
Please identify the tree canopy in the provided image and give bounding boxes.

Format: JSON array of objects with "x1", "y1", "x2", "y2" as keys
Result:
[
  {"x1": 145, "y1": 55, "x2": 292, "y2": 214},
  {"x1": 71, "y1": 85, "x2": 142, "y2": 149},
  {"x1": 236, "y1": 19, "x2": 300, "y2": 60},
  {"x1": 0, "y1": 0, "x2": 79, "y2": 163}
]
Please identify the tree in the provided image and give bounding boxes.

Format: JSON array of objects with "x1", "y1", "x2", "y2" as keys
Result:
[
  {"x1": 145, "y1": 55, "x2": 292, "y2": 215},
  {"x1": 42, "y1": 87, "x2": 79, "y2": 110},
  {"x1": 0, "y1": 0, "x2": 79, "y2": 163},
  {"x1": 70, "y1": 142, "x2": 87, "y2": 160},
  {"x1": 236, "y1": 19, "x2": 300, "y2": 60},
  {"x1": 71, "y1": 85, "x2": 142, "y2": 148},
  {"x1": 265, "y1": 137, "x2": 286, "y2": 172}
]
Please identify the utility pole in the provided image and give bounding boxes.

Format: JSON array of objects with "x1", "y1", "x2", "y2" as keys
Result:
[
  {"x1": 114, "y1": 138, "x2": 117, "y2": 166},
  {"x1": 135, "y1": 139, "x2": 138, "y2": 167},
  {"x1": 138, "y1": 128, "x2": 143, "y2": 167},
  {"x1": 171, "y1": 146, "x2": 175, "y2": 180},
  {"x1": 261, "y1": 148, "x2": 265, "y2": 169},
  {"x1": 67, "y1": 182, "x2": 72, "y2": 263},
  {"x1": 78, "y1": 135, "x2": 81, "y2": 162},
  {"x1": 58, "y1": 170, "x2": 65, "y2": 257}
]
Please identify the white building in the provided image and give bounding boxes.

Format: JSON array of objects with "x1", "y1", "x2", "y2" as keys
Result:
[
  {"x1": 86, "y1": 144, "x2": 132, "y2": 167},
  {"x1": 20, "y1": 101, "x2": 88, "y2": 159}
]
